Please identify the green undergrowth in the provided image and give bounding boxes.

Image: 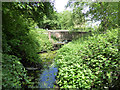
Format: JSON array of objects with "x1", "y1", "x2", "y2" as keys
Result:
[
  {"x1": 39, "y1": 50, "x2": 57, "y2": 68},
  {"x1": 2, "y1": 54, "x2": 33, "y2": 88},
  {"x1": 2, "y1": 28, "x2": 53, "y2": 88},
  {"x1": 55, "y1": 28, "x2": 120, "y2": 89},
  {"x1": 30, "y1": 28, "x2": 53, "y2": 52},
  {"x1": 2, "y1": 2, "x2": 53, "y2": 88}
]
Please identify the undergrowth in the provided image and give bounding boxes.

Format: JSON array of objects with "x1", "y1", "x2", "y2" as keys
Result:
[{"x1": 55, "y1": 28, "x2": 120, "y2": 89}]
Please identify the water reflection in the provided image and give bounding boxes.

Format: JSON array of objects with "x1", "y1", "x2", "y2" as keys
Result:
[{"x1": 39, "y1": 65, "x2": 58, "y2": 88}]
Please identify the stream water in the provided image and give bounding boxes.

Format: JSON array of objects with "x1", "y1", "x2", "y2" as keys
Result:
[
  {"x1": 38, "y1": 50, "x2": 58, "y2": 88},
  {"x1": 27, "y1": 43, "x2": 66, "y2": 88},
  {"x1": 27, "y1": 50, "x2": 58, "y2": 88},
  {"x1": 38, "y1": 64, "x2": 58, "y2": 88}
]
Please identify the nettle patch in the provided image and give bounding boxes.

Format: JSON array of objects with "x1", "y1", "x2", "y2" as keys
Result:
[{"x1": 55, "y1": 29, "x2": 119, "y2": 89}]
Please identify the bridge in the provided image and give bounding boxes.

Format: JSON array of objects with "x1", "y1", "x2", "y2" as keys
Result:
[
  {"x1": 38, "y1": 30, "x2": 91, "y2": 52},
  {"x1": 48, "y1": 30, "x2": 90, "y2": 42},
  {"x1": 47, "y1": 30, "x2": 91, "y2": 49}
]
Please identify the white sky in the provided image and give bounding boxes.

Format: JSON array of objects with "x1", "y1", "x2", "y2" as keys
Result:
[
  {"x1": 54, "y1": 0, "x2": 89, "y2": 13},
  {"x1": 54, "y1": 0, "x2": 71, "y2": 12}
]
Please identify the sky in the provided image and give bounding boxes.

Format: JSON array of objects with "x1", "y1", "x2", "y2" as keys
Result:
[
  {"x1": 54, "y1": 0, "x2": 71, "y2": 12},
  {"x1": 54, "y1": 0, "x2": 89, "y2": 13}
]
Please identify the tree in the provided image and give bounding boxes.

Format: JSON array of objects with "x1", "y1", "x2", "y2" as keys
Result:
[
  {"x1": 41, "y1": 11, "x2": 60, "y2": 30},
  {"x1": 66, "y1": 1, "x2": 86, "y2": 30},
  {"x1": 2, "y1": 2, "x2": 55, "y2": 88},
  {"x1": 87, "y1": 2, "x2": 118, "y2": 30},
  {"x1": 66, "y1": 1, "x2": 118, "y2": 31},
  {"x1": 57, "y1": 10, "x2": 74, "y2": 30}
]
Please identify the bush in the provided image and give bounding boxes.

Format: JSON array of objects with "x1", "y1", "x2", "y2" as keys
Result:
[
  {"x1": 2, "y1": 2, "x2": 54, "y2": 88},
  {"x1": 2, "y1": 54, "x2": 33, "y2": 88},
  {"x1": 2, "y1": 3, "x2": 53, "y2": 88},
  {"x1": 55, "y1": 28, "x2": 120, "y2": 89},
  {"x1": 29, "y1": 28, "x2": 53, "y2": 52}
]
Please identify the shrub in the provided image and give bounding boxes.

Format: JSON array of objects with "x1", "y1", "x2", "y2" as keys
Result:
[
  {"x1": 2, "y1": 2, "x2": 53, "y2": 64},
  {"x1": 2, "y1": 2, "x2": 54, "y2": 88},
  {"x1": 55, "y1": 28, "x2": 119, "y2": 89},
  {"x1": 2, "y1": 54, "x2": 33, "y2": 88},
  {"x1": 29, "y1": 28, "x2": 53, "y2": 52}
]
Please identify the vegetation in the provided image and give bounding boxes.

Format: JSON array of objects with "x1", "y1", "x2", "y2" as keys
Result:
[
  {"x1": 54, "y1": 10, "x2": 85, "y2": 30},
  {"x1": 2, "y1": 2, "x2": 54, "y2": 88},
  {"x1": 2, "y1": 1, "x2": 120, "y2": 89},
  {"x1": 2, "y1": 54, "x2": 31, "y2": 88},
  {"x1": 66, "y1": 1, "x2": 118, "y2": 31},
  {"x1": 55, "y1": 28, "x2": 119, "y2": 89},
  {"x1": 29, "y1": 29, "x2": 53, "y2": 52},
  {"x1": 54, "y1": 1, "x2": 119, "y2": 89}
]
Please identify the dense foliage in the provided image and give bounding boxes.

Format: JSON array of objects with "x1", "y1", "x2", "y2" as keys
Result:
[
  {"x1": 2, "y1": 2, "x2": 54, "y2": 88},
  {"x1": 55, "y1": 10, "x2": 85, "y2": 30},
  {"x1": 87, "y1": 2, "x2": 118, "y2": 30},
  {"x1": 57, "y1": 10, "x2": 74, "y2": 30},
  {"x1": 30, "y1": 28, "x2": 53, "y2": 52},
  {"x1": 2, "y1": 54, "x2": 31, "y2": 88},
  {"x1": 67, "y1": 1, "x2": 118, "y2": 31},
  {"x1": 42, "y1": 11, "x2": 60, "y2": 30},
  {"x1": 2, "y1": 1, "x2": 120, "y2": 89},
  {"x1": 55, "y1": 28, "x2": 120, "y2": 89}
]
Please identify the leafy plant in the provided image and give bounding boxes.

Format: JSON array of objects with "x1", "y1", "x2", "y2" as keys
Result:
[
  {"x1": 2, "y1": 2, "x2": 54, "y2": 88},
  {"x1": 55, "y1": 28, "x2": 119, "y2": 89},
  {"x1": 2, "y1": 54, "x2": 33, "y2": 88},
  {"x1": 29, "y1": 28, "x2": 53, "y2": 52}
]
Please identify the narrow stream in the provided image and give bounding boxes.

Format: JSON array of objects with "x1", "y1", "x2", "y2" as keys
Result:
[
  {"x1": 27, "y1": 42, "x2": 68, "y2": 88},
  {"x1": 38, "y1": 50, "x2": 59, "y2": 88},
  {"x1": 39, "y1": 63, "x2": 58, "y2": 88}
]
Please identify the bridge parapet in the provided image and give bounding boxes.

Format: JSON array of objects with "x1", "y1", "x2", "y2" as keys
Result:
[{"x1": 48, "y1": 30, "x2": 89, "y2": 41}]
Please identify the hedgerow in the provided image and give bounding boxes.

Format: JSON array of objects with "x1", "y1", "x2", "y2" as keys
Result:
[{"x1": 55, "y1": 28, "x2": 120, "y2": 89}]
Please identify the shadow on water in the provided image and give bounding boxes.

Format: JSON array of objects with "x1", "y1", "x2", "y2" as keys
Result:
[
  {"x1": 25, "y1": 50, "x2": 59, "y2": 89},
  {"x1": 38, "y1": 50, "x2": 59, "y2": 89},
  {"x1": 27, "y1": 69, "x2": 41, "y2": 88},
  {"x1": 37, "y1": 42, "x2": 70, "y2": 88}
]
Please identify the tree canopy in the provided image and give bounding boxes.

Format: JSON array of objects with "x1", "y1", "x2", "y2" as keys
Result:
[{"x1": 66, "y1": 1, "x2": 118, "y2": 31}]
